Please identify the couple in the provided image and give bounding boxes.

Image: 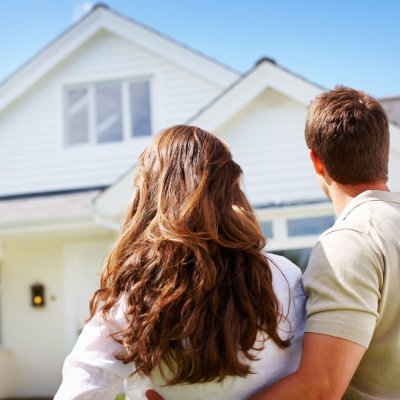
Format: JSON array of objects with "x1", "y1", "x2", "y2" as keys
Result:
[{"x1": 55, "y1": 86, "x2": 400, "y2": 400}]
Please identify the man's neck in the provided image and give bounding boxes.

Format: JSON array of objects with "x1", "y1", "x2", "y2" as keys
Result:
[{"x1": 329, "y1": 181, "x2": 390, "y2": 216}]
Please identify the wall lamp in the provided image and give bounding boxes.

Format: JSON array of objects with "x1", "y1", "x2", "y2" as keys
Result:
[{"x1": 31, "y1": 283, "x2": 45, "y2": 308}]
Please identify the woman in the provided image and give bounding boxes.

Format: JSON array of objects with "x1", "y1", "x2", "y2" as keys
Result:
[{"x1": 55, "y1": 125, "x2": 305, "y2": 400}]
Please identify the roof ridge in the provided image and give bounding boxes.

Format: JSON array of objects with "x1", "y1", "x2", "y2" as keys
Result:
[{"x1": 0, "y1": 4, "x2": 239, "y2": 94}]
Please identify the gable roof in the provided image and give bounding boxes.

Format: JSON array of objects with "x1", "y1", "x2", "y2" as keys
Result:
[
  {"x1": 188, "y1": 58, "x2": 324, "y2": 130},
  {"x1": 93, "y1": 59, "x2": 325, "y2": 218},
  {"x1": 189, "y1": 57, "x2": 400, "y2": 152},
  {"x1": 0, "y1": 189, "x2": 101, "y2": 234},
  {"x1": 92, "y1": 164, "x2": 136, "y2": 219},
  {"x1": 0, "y1": 4, "x2": 239, "y2": 112},
  {"x1": 93, "y1": 58, "x2": 400, "y2": 219}
]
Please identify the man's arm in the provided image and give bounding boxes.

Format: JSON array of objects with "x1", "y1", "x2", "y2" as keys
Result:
[
  {"x1": 258, "y1": 228, "x2": 382, "y2": 400},
  {"x1": 145, "y1": 333, "x2": 365, "y2": 400},
  {"x1": 250, "y1": 332, "x2": 365, "y2": 400}
]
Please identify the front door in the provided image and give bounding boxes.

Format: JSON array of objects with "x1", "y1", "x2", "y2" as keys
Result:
[{"x1": 63, "y1": 239, "x2": 111, "y2": 353}]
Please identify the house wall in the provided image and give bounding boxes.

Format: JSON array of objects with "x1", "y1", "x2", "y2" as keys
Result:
[
  {"x1": 389, "y1": 150, "x2": 400, "y2": 191},
  {"x1": 215, "y1": 87, "x2": 400, "y2": 204},
  {"x1": 0, "y1": 30, "x2": 224, "y2": 197},
  {"x1": 381, "y1": 97, "x2": 400, "y2": 126},
  {"x1": 0, "y1": 348, "x2": 11, "y2": 397},
  {"x1": 216, "y1": 88, "x2": 322, "y2": 206},
  {"x1": 0, "y1": 232, "x2": 113, "y2": 398},
  {"x1": 1, "y1": 236, "x2": 65, "y2": 397},
  {"x1": 62, "y1": 238, "x2": 113, "y2": 353}
]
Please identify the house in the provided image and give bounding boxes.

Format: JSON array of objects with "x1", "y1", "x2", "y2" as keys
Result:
[
  {"x1": 381, "y1": 96, "x2": 400, "y2": 126},
  {"x1": 1, "y1": 4, "x2": 399, "y2": 398}
]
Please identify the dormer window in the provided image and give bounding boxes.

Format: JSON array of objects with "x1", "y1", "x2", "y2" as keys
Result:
[{"x1": 64, "y1": 79, "x2": 152, "y2": 147}]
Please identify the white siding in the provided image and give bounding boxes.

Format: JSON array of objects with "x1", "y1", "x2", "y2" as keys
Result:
[
  {"x1": 381, "y1": 97, "x2": 400, "y2": 126},
  {"x1": 1, "y1": 233, "x2": 113, "y2": 397},
  {"x1": 216, "y1": 88, "x2": 322, "y2": 206},
  {"x1": 388, "y1": 151, "x2": 400, "y2": 192},
  {"x1": 2, "y1": 237, "x2": 66, "y2": 397},
  {"x1": 0, "y1": 31, "x2": 223, "y2": 197}
]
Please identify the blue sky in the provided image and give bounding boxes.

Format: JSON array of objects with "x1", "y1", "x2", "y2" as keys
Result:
[{"x1": 0, "y1": 0, "x2": 399, "y2": 97}]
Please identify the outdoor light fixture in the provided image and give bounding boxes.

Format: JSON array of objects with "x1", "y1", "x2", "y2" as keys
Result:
[{"x1": 31, "y1": 284, "x2": 45, "y2": 308}]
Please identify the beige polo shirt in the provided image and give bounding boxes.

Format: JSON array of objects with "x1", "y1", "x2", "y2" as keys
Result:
[{"x1": 303, "y1": 190, "x2": 400, "y2": 399}]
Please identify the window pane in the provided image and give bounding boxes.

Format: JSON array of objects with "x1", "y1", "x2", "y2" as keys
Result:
[
  {"x1": 260, "y1": 220, "x2": 273, "y2": 239},
  {"x1": 287, "y1": 215, "x2": 334, "y2": 237},
  {"x1": 96, "y1": 82, "x2": 123, "y2": 143},
  {"x1": 273, "y1": 248, "x2": 313, "y2": 272},
  {"x1": 65, "y1": 88, "x2": 89, "y2": 146},
  {"x1": 130, "y1": 81, "x2": 152, "y2": 137}
]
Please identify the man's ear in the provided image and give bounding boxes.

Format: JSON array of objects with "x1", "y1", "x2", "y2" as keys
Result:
[{"x1": 309, "y1": 149, "x2": 325, "y2": 176}]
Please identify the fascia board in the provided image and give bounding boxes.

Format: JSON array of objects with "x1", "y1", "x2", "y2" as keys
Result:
[
  {"x1": 93, "y1": 167, "x2": 136, "y2": 218},
  {"x1": 0, "y1": 8, "x2": 238, "y2": 113},
  {"x1": 0, "y1": 216, "x2": 100, "y2": 235},
  {"x1": 0, "y1": 14, "x2": 103, "y2": 112},
  {"x1": 191, "y1": 62, "x2": 322, "y2": 132}
]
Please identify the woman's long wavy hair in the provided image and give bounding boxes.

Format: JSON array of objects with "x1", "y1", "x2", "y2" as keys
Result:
[{"x1": 90, "y1": 125, "x2": 289, "y2": 384}]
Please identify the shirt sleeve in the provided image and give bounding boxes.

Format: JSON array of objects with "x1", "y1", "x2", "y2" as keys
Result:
[
  {"x1": 54, "y1": 303, "x2": 135, "y2": 400},
  {"x1": 303, "y1": 228, "x2": 384, "y2": 348}
]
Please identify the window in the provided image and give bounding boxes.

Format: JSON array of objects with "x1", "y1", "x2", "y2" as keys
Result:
[
  {"x1": 287, "y1": 215, "x2": 334, "y2": 237},
  {"x1": 64, "y1": 79, "x2": 152, "y2": 146},
  {"x1": 257, "y1": 207, "x2": 334, "y2": 270},
  {"x1": 260, "y1": 220, "x2": 273, "y2": 239}
]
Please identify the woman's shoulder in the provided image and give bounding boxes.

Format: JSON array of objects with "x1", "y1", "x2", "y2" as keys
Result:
[
  {"x1": 265, "y1": 253, "x2": 304, "y2": 297},
  {"x1": 266, "y1": 253, "x2": 306, "y2": 344}
]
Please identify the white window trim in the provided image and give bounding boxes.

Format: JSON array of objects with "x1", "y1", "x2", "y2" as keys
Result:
[
  {"x1": 121, "y1": 81, "x2": 131, "y2": 143},
  {"x1": 88, "y1": 84, "x2": 96, "y2": 145},
  {"x1": 61, "y1": 75, "x2": 154, "y2": 149},
  {"x1": 256, "y1": 202, "x2": 334, "y2": 251}
]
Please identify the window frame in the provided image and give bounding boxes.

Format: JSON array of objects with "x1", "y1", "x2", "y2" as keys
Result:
[
  {"x1": 256, "y1": 202, "x2": 335, "y2": 252},
  {"x1": 287, "y1": 214, "x2": 336, "y2": 237},
  {"x1": 62, "y1": 76, "x2": 153, "y2": 148}
]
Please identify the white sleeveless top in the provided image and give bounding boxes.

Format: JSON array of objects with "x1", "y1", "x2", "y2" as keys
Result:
[{"x1": 55, "y1": 254, "x2": 306, "y2": 400}]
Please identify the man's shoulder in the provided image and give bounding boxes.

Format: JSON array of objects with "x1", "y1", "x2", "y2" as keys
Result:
[
  {"x1": 312, "y1": 225, "x2": 382, "y2": 265},
  {"x1": 307, "y1": 221, "x2": 384, "y2": 279},
  {"x1": 317, "y1": 224, "x2": 371, "y2": 250},
  {"x1": 333, "y1": 191, "x2": 400, "y2": 233},
  {"x1": 317, "y1": 191, "x2": 400, "y2": 253}
]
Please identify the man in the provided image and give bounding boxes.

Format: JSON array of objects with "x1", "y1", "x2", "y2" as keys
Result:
[
  {"x1": 147, "y1": 87, "x2": 400, "y2": 399},
  {"x1": 248, "y1": 86, "x2": 400, "y2": 399}
]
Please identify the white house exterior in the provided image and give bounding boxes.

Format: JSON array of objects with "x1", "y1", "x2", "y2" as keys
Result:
[
  {"x1": 381, "y1": 96, "x2": 400, "y2": 126},
  {"x1": 0, "y1": 5, "x2": 399, "y2": 399}
]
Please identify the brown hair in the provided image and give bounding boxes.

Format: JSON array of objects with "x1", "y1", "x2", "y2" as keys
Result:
[
  {"x1": 305, "y1": 86, "x2": 389, "y2": 184},
  {"x1": 90, "y1": 125, "x2": 289, "y2": 384}
]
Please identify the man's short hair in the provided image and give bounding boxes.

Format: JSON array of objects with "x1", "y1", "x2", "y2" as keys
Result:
[{"x1": 305, "y1": 86, "x2": 389, "y2": 185}]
